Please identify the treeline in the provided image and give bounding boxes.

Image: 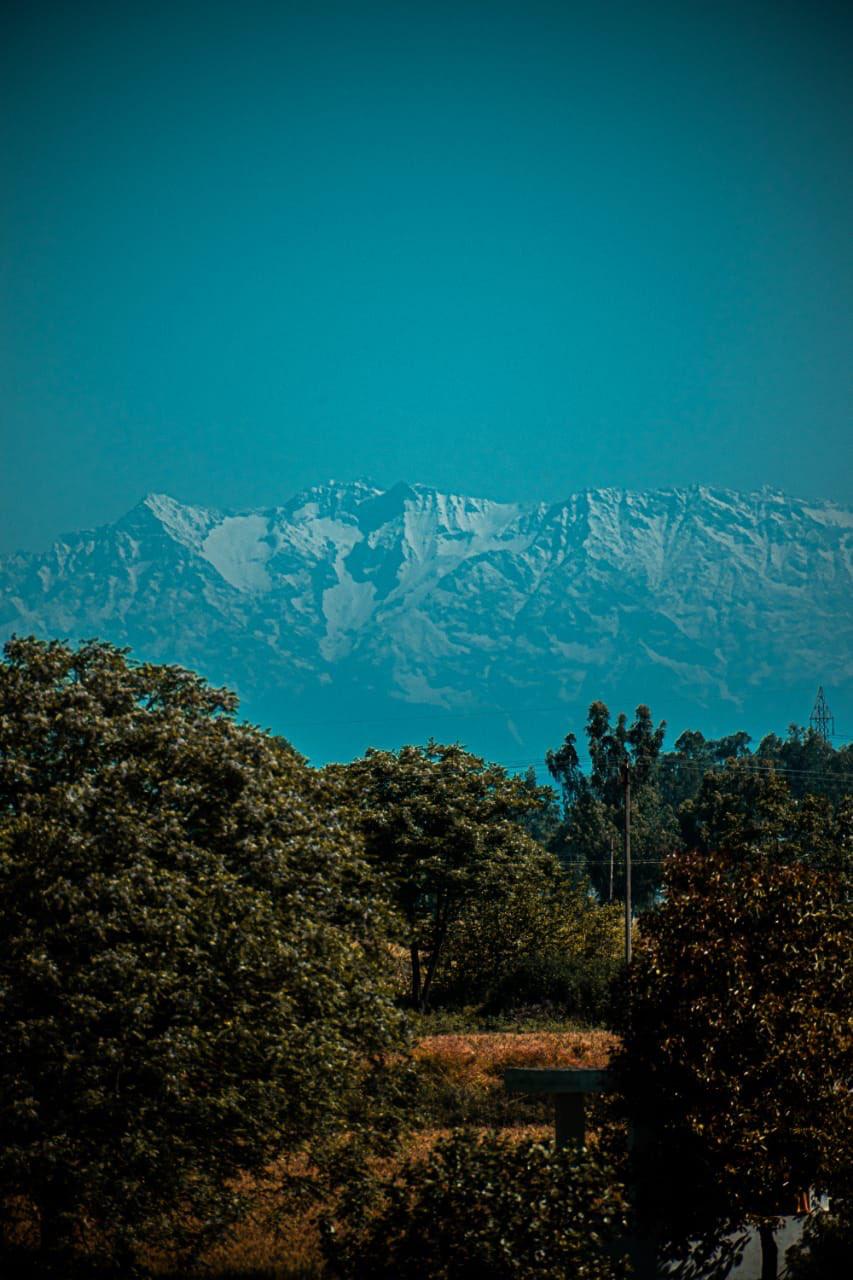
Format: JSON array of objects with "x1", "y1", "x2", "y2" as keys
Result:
[{"x1": 537, "y1": 700, "x2": 852, "y2": 906}]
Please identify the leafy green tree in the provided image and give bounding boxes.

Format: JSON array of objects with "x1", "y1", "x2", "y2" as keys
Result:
[
  {"x1": 512, "y1": 765, "x2": 562, "y2": 847},
  {"x1": 437, "y1": 845, "x2": 622, "y2": 1020},
  {"x1": 327, "y1": 741, "x2": 543, "y2": 1010},
  {"x1": 326, "y1": 1130, "x2": 631, "y2": 1279},
  {"x1": 0, "y1": 638, "x2": 406, "y2": 1274},
  {"x1": 608, "y1": 848, "x2": 851, "y2": 1278},
  {"x1": 678, "y1": 758, "x2": 794, "y2": 858},
  {"x1": 547, "y1": 702, "x2": 679, "y2": 906},
  {"x1": 756, "y1": 724, "x2": 853, "y2": 804},
  {"x1": 658, "y1": 728, "x2": 752, "y2": 809},
  {"x1": 679, "y1": 758, "x2": 852, "y2": 879}
]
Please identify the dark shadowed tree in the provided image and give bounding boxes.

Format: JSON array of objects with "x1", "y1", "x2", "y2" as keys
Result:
[
  {"x1": 0, "y1": 638, "x2": 406, "y2": 1275},
  {"x1": 609, "y1": 848, "x2": 850, "y2": 1279}
]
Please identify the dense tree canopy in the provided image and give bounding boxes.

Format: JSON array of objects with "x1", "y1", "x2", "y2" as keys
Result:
[
  {"x1": 0, "y1": 638, "x2": 405, "y2": 1273},
  {"x1": 327, "y1": 741, "x2": 546, "y2": 1009},
  {"x1": 657, "y1": 728, "x2": 753, "y2": 810},
  {"x1": 609, "y1": 847, "x2": 850, "y2": 1274},
  {"x1": 679, "y1": 757, "x2": 852, "y2": 879},
  {"x1": 756, "y1": 724, "x2": 853, "y2": 804},
  {"x1": 547, "y1": 702, "x2": 680, "y2": 906}
]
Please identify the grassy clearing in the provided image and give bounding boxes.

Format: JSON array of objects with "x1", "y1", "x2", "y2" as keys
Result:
[
  {"x1": 5, "y1": 1029, "x2": 615, "y2": 1279},
  {"x1": 413, "y1": 1028, "x2": 616, "y2": 1127},
  {"x1": 148, "y1": 1029, "x2": 616, "y2": 1277}
]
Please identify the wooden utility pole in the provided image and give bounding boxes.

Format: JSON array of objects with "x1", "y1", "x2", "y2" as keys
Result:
[
  {"x1": 608, "y1": 834, "x2": 614, "y2": 903},
  {"x1": 622, "y1": 761, "x2": 632, "y2": 964}
]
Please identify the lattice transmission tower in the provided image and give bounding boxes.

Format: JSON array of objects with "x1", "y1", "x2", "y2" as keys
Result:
[{"x1": 809, "y1": 686, "x2": 835, "y2": 742}]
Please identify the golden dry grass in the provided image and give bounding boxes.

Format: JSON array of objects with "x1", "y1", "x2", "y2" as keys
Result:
[
  {"x1": 412, "y1": 1024, "x2": 612, "y2": 1075},
  {"x1": 414, "y1": 1028, "x2": 617, "y2": 1089},
  {"x1": 164, "y1": 1032, "x2": 617, "y2": 1275},
  {"x1": 154, "y1": 1124, "x2": 558, "y2": 1278}
]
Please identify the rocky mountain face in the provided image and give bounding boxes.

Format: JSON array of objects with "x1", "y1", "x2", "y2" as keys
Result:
[{"x1": 2, "y1": 482, "x2": 851, "y2": 762}]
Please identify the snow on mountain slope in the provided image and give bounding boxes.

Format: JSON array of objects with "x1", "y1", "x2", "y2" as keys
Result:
[{"x1": 1, "y1": 482, "x2": 850, "y2": 755}]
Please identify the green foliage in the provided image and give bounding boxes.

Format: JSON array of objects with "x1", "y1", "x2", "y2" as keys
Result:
[
  {"x1": 608, "y1": 848, "x2": 851, "y2": 1265},
  {"x1": 548, "y1": 702, "x2": 680, "y2": 906},
  {"x1": 0, "y1": 637, "x2": 407, "y2": 1273},
  {"x1": 659, "y1": 722, "x2": 853, "y2": 815},
  {"x1": 657, "y1": 729, "x2": 753, "y2": 810},
  {"x1": 438, "y1": 856, "x2": 622, "y2": 1021},
  {"x1": 325, "y1": 1131, "x2": 631, "y2": 1279},
  {"x1": 679, "y1": 757, "x2": 852, "y2": 878},
  {"x1": 511, "y1": 766, "x2": 562, "y2": 847},
  {"x1": 678, "y1": 758, "x2": 795, "y2": 856},
  {"x1": 326, "y1": 742, "x2": 546, "y2": 1009},
  {"x1": 756, "y1": 724, "x2": 853, "y2": 804}
]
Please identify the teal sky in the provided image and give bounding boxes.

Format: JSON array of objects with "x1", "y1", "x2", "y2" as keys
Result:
[{"x1": 2, "y1": 0, "x2": 851, "y2": 554}]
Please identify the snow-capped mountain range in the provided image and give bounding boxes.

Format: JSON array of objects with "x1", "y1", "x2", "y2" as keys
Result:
[{"x1": 2, "y1": 481, "x2": 851, "y2": 760}]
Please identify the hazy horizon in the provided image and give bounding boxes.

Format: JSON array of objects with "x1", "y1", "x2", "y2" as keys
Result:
[{"x1": 3, "y1": 1, "x2": 852, "y2": 554}]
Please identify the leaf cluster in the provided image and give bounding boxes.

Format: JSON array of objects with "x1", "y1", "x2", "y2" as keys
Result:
[
  {"x1": 325, "y1": 1131, "x2": 631, "y2": 1279},
  {"x1": 326, "y1": 741, "x2": 547, "y2": 1008}
]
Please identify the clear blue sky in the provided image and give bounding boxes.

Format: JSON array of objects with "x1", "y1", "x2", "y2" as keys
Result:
[{"x1": 2, "y1": 0, "x2": 851, "y2": 553}]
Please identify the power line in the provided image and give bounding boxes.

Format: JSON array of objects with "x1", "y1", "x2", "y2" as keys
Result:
[{"x1": 498, "y1": 758, "x2": 853, "y2": 784}]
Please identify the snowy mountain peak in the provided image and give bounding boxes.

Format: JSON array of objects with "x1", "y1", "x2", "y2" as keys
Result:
[
  {"x1": 134, "y1": 493, "x2": 218, "y2": 549},
  {"x1": 1, "y1": 481, "x2": 850, "y2": 754},
  {"x1": 284, "y1": 478, "x2": 381, "y2": 521}
]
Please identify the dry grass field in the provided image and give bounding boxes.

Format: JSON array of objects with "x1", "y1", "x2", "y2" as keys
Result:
[
  {"x1": 415, "y1": 1028, "x2": 615, "y2": 1082},
  {"x1": 149, "y1": 1029, "x2": 617, "y2": 1279}
]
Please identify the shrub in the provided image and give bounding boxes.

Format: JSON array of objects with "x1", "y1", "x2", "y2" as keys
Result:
[
  {"x1": 437, "y1": 859, "x2": 622, "y2": 1021},
  {"x1": 481, "y1": 951, "x2": 616, "y2": 1023},
  {"x1": 326, "y1": 1130, "x2": 630, "y2": 1279}
]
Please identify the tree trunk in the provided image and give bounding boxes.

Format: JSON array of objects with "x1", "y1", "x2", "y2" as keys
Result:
[
  {"x1": 758, "y1": 1222, "x2": 778, "y2": 1280},
  {"x1": 39, "y1": 1188, "x2": 76, "y2": 1274},
  {"x1": 420, "y1": 917, "x2": 448, "y2": 1010},
  {"x1": 410, "y1": 942, "x2": 422, "y2": 1009}
]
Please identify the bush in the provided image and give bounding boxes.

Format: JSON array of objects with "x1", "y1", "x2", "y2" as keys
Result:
[
  {"x1": 481, "y1": 951, "x2": 616, "y2": 1023},
  {"x1": 325, "y1": 1130, "x2": 631, "y2": 1279}
]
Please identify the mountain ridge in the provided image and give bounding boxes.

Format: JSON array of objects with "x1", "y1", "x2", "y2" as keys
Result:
[{"x1": 2, "y1": 481, "x2": 851, "y2": 761}]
